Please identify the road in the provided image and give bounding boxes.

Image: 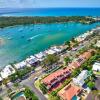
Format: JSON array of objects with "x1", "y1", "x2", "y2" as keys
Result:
[{"x1": 20, "y1": 70, "x2": 47, "y2": 100}]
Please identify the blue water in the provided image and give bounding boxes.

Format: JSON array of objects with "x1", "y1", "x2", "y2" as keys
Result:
[
  {"x1": 0, "y1": 8, "x2": 100, "y2": 16},
  {"x1": 0, "y1": 22, "x2": 100, "y2": 67}
]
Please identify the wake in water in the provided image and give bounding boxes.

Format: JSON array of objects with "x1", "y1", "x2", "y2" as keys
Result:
[{"x1": 27, "y1": 34, "x2": 42, "y2": 41}]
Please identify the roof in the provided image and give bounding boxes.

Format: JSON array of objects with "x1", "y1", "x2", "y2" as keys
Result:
[
  {"x1": 92, "y1": 62, "x2": 100, "y2": 71},
  {"x1": 42, "y1": 67, "x2": 70, "y2": 85},
  {"x1": 58, "y1": 83, "x2": 82, "y2": 100},
  {"x1": 14, "y1": 61, "x2": 26, "y2": 69},
  {"x1": 73, "y1": 70, "x2": 88, "y2": 86},
  {"x1": 26, "y1": 56, "x2": 38, "y2": 65},
  {"x1": 45, "y1": 49, "x2": 56, "y2": 55},
  {"x1": 68, "y1": 61, "x2": 80, "y2": 69},
  {"x1": 0, "y1": 65, "x2": 15, "y2": 79},
  {"x1": 79, "y1": 51, "x2": 91, "y2": 60},
  {"x1": 95, "y1": 40, "x2": 100, "y2": 47}
]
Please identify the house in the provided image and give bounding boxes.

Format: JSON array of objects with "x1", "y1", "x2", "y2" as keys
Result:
[
  {"x1": 45, "y1": 49, "x2": 56, "y2": 55},
  {"x1": 51, "y1": 46, "x2": 62, "y2": 53},
  {"x1": 25, "y1": 56, "x2": 39, "y2": 66},
  {"x1": 73, "y1": 70, "x2": 91, "y2": 86},
  {"x1": 35, "y1": 52, "x2": 46, "y2": 61},
  {"x1": 95, "y1": 40, "x2": 100, "y2": 48},
  {"x1": 0, "y1": 65, "x2": 16, "y2": 79},
  {"x1": 92, "y1": 62, "x2": 100, "y2": 72},
  {"x1": 79, "y1": 51, "x2": 92, "y2": 60},
  {"x1": 14, "y1": 61, "x2": 27, "y2": 69},
  {"x1": 58, "y1": 83, "x2": 82, "y2": 100},
  {"x1": 42, "y1": 68, "x2": 71, "y2": 90}
]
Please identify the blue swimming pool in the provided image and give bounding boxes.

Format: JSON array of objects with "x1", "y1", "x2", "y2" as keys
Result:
[{"x1": 72, "y1": 95, "x2": 78, "y2": 100}]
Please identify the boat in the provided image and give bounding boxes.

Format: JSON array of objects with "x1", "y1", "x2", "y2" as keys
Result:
[{"x1": 8, "y1": 37, "x2": 13, "y2": 40}]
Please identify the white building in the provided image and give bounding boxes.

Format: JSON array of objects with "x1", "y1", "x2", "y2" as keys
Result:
[
  {"x1": 0, "y1": 77, "x2": 2, "y2": 82},
  {"x1": 95, "y1": 41, "x2": 100, "y2": 48},
  {"x1": 51, "y1": 46, "x2": 62, "y2": 53},
  {"x1": 0, "y1": 65, "x2": 16, "y2": 79},
  {"x1": 45, "y1": 49, "x2": 56, "y2": 55},
  {"x1": 25, "y1": 56, "x2": 38, "y2": 65},
  {"x1": 73, "y1": 70, "x2": 89, "y2": 86},
  {"x1": 92, "y1": 62, "x2": 100, "y2": 72},
  {"x1": 14, "y1": 61, "x2": 27, "y2": 69},
  {"x1": 35, "y1": 52, "x2": 46, "y2": 61}
]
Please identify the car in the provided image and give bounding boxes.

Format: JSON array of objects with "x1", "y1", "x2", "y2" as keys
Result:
[{"x1": 34, "y1": 77, "x2": 38, "y2": 81}]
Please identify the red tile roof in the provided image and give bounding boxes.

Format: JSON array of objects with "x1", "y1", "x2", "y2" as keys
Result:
[
  {"x1": 58, "y1": 83, "x2": 82, "y2": 100},
  {"x1": 42, "y1": 68, "x2": 70, "y2": 85},
  {"x1": 79, "y1": 51, "x2": 91, "y2": 60}
]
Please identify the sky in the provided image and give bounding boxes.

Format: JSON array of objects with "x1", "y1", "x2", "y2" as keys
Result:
[{"x1": 0, "y1": 0, "x2": 100, "y2": 8}]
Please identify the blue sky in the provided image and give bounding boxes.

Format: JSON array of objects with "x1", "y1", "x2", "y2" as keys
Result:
[{"x1": 0, "y1": 0, "x2": 100, "y2": 8}]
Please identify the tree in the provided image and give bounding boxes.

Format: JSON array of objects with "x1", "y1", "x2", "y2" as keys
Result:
[
  {"x1": 64, "y1": 57, "x2": 71, "y2": 65},
  {"x1": 24, "y1": 87, "x2": 38, "y2": 100},
  {"x1": 42, "y1": 54, "x2": 59, "y2": 67},
  {"x1": 39, "y1": 83, "x2": 47, "y2": 94},
  {"x1": 87, "y1": 82, "x2": 95, "y2": 89}
]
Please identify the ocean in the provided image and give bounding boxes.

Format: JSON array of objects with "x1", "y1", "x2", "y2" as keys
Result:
[
  {"x1": 0, "y1": 8, "x2": 100, "y2": 67},
  {"x1": 0, "y1": 8, "x2": 100, "y2": 16}
]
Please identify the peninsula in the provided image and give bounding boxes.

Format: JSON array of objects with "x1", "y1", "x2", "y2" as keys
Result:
[{"x1": 0, "y1": 16, "x2": 98, "y2": 28}]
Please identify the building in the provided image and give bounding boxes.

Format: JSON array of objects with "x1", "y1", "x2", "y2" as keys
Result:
[
  {"x1": 0, "y1": 65, "x2": 16, "y2": 79},
  {"x1": 95, "y1": 40, "x2": 100, "y2": 48},
  {"x1": 0, "y1": 76, "x2": 2, "y2": 82},
  {"x1": 58, "y1": 83, "x2": 82, "y2": 100},
  {"x1": 14, "y1": 61, "x2": 27, "y2": 69},
  {"x1": 92, "y1": 62, "x2": 100, "y2": 72},
  {"x1": 25, "y1": 56, "x2": 39, "y2": 66},
  {"x1": 35, "y1": 52, "x2": 46, "y2": 61},
  {"x1": 45, "y1": 49, "x2": 56, "y2": 55},
  {"x1": 73, "y1": 70, "x2": 91, "y2": 86},
  {"x1": 79, "y1": 51, "x2": 92, "y2": 60},
  {"x1": 42, "y1": 68, "x2": 71, "y2": 90}
]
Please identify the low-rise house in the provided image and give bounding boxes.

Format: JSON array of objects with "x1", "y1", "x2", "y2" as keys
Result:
[
  {"x1": 14, "y1": 61, "x2": 27, "y2": 69},
  {"x1": 45, "y1": 49, "x2": 56, "y2": 55},
  {"x1": 51, "y1": 46, "x2": 62, "y2": 53},
  {"x1": 35, "y1": 52, "x2": 46, "y2": 61},
  {"x1": 73, "y1": 70, "x2": 91, "y2": 86},
  {"x1": 58, "y1": 83, "x2": 82, "y2": 100},
  {"x1": 95, "y1": 40, "x2": 100, "y2": 48},
  {"x1": 25, "y1": 56, "x2": 39, "y2": 66},
  {"x1": 42, "y1": 68, "x2": 71, "y2": 90},
  {"x1": 92, "y1": 62, "x2": 100, "y2": 72},
  {"x1": 0, "y1": 65, "x2": 16, "y2": 79},
  {"x1": 79, "y1": 51, "x2": 92, "y2": 60}
]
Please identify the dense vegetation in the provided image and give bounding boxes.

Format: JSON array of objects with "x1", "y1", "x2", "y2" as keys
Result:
[{"x1": 0, "y1": 16, "x2": 96, "y2": 28}]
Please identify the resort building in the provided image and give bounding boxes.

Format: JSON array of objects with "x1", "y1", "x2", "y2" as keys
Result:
[
  {"x1": 35, "y1": 52, "x2": 46, "y2": 61},
  {"x1": 73, "y1": 70, "x2": 91, "y2": 86},
  {"x1": 14, "y1": 61, "x2": 27, "y2": 69},
  {"x1": 42, "y1": 68, "x2": 71, "y2": 90},
  {"x1": 58, "y1": 83, "x2": 82, "y2": 100},
  {"x1": 92, "y1": 62, "x2": 100, "y2": 72},
  {"x1": 25, "y1": 55, "x2": 39, "y2": 66},
  {"x1": 0, "y1": 65, "x2": 16, "y2": 79}
]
